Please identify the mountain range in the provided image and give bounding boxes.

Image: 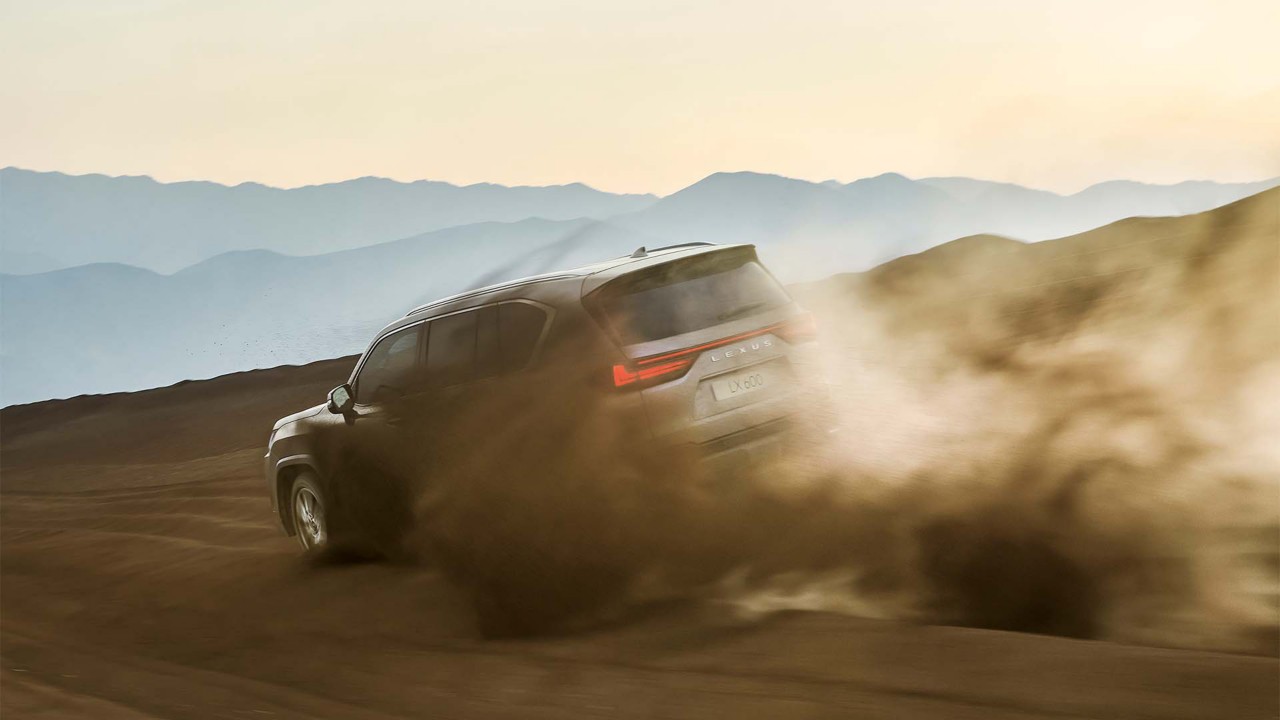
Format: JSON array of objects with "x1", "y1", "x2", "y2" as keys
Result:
[
  {"x1": 4, "y1": 167, "x2": 1276, "y2": 277},
  {"x1": 0, "y1": 168, "x2": 657, "y2": 274},
  {"x1": 1, "y1": 217, "x2": 645, "y2": 405},
  {"x1": 609, "y1": 171, "x2": 1279, "y2": 279},
  {"x1": 1, "y1": 168, "x2": 1276, "y2": 405}
]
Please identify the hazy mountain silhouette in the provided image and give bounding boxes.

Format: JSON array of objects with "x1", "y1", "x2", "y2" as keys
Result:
[
  {"x1": 0, "y1": 217, "x2": 648, "y2": 405},
  {"x1": 5, "y1": 167, "x2": 1274, "y2": 278},
  {"x1": 3, "y1": 168, "x2": 1277, "y2": 404},
  {"x1": 610, "y1": 171, "x2": 1279, "y2": 279},
  {"x1": 0, "y1": 168, "x2": 658, "y2": 273}
]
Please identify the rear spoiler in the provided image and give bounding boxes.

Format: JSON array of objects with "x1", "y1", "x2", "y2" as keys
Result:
[{"x1": 579, "y1": 243, "x2": 757, "y2": 297}]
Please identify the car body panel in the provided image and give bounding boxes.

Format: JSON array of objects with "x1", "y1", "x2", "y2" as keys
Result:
[{"x1": 264, "y1": 243, "x2": 821, "y2": 536}]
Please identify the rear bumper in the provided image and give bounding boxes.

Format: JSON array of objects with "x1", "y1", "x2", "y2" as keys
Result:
[
  {"x1": 694, "y1": 414, "x2": 836, "y2": 481},
  {"x1": 699, "y1": 416, "x2": 792, "y2": 467}
]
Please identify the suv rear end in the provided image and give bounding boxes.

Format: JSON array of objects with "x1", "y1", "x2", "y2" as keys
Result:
[{"x1": 582, "y1": 244, "x2": 827, "y2": 475}]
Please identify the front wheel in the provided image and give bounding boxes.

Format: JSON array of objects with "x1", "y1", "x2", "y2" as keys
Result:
[{"x1": 290, "y1": 473, "x2": 328, "y2": 551}]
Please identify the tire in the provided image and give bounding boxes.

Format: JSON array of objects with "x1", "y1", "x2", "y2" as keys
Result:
[{"x1": 289, "y1": 472, "x2": 329, "y2": 551}]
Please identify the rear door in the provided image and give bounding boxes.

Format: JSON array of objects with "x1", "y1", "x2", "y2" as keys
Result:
[{"x1": 587, "y1": 248, "x2": 815, "y2": 444}]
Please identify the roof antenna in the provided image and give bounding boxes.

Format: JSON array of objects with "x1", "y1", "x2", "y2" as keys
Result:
[{"x1": 629, "y1": 246, "x2": 648, "y2": 258}]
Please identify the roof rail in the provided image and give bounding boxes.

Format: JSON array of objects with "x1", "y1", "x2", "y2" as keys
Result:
[
  {"x1": 626, "y1": 241, "x2": 716, "y2": 258},
  {"x1": 403, "y1": 273, "x2": 578, "y2": 317}
]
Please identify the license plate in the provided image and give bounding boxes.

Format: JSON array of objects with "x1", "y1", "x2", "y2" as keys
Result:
[{"x1": 710, "y1": 369, "x2": 768, "y2": 401}]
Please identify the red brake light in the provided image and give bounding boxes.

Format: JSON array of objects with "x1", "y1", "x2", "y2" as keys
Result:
[
  {"x1": 612, "y1": 358, "x2": 692, "y2": 388},
  {"x1": 612, "y1": 312, "x2": 817, "y2": 388},
  {"x1": 774, "y1": 312, "x2": 818, "y2": 343}
]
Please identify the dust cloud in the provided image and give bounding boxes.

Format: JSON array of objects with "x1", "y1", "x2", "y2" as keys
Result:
[
  {"x1": 775, "y1": 192, "x2": 1278, "y2": 653},
  {"x1": 328, "y1": 193, "x2": 1277, "y2": 653}
]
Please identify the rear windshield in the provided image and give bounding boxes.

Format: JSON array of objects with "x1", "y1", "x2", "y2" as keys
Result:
[{"x1": 598, "y1": 251, "x2": 791, "y2": 345}]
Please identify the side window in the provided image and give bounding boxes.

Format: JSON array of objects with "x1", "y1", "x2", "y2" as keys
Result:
[
  {"x1": 410, "y1": 303, "x2": 546, "y2": 390},
  {"x1": 498, "y1": 302, "x2": 548, "y2": 372},
  {"x1": 425, "y1": 310, "x2": 478, "y2": 387},
  {"x1": 354, "y1": 326, "x2": 422, "y2": 404},
  {"x1": 475, "y1": 305, "x2": 501, "y2": 379}
]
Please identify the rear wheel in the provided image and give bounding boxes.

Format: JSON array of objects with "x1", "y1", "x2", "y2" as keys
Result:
[{"x1": 290, "y1": 473, "x2": 328, "y2": 551}]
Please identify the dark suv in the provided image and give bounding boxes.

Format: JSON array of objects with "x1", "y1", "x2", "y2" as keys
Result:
[{"x1": 265, "y1": 242, "x2": 823, "y2": 552}]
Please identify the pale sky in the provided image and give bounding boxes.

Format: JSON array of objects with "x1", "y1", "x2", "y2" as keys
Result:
[{"x1": 3, "y1": 0, "x2": 1278, "y2": 195}]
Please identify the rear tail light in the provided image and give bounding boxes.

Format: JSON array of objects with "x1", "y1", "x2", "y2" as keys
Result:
[
  {"x1": 612, "y1": 358, "x2": 692, "y2": 388},
  {"x1": 774, "y1": 312, "x2": 818, "y2": 343},
  {"x1": 611, "y1": 312, "x2": 818, "y2": 388}
]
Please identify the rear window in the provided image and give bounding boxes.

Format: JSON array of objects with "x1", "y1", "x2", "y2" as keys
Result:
[{"x1": 598, "y1": 252, "x2": 790, "y2": 344}]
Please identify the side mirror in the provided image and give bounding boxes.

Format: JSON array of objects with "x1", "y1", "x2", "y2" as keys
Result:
[{"x1": 327, "y1": 384, "x2": 354, "y2": 414}]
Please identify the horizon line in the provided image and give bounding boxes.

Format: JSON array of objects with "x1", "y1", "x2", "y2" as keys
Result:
[{"x1": 8, "y1": 165, "x2": 1278, "y2": 200}]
